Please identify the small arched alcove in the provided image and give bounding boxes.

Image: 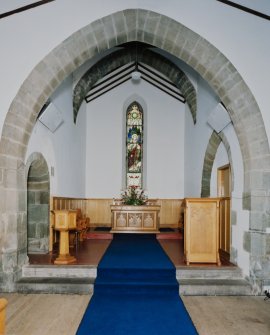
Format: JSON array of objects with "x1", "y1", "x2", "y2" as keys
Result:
[{"x1": 26, "y1": 153, "x2": 50, "y2": 254}]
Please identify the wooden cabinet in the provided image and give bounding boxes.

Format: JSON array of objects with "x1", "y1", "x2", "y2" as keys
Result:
[
  {"x1": 183, "y1": 198, "x2": 221, "y2": 265},
  {"x1": 110, "y1": 205, "x2": 160, "y2": 233}
]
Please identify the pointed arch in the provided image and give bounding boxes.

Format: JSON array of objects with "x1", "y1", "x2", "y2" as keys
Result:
[
  {"x1": 201, "y1": 131, "x2": 234, "y2": 197},
  {"x1": 0, "y1": 8, "x2": 269, "y2": 291}
]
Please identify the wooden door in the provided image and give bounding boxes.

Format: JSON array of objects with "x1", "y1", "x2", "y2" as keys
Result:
[
  {"x1": 217, "y1": 164, "x2": 230, "y2": 197},
  {"x1": 217, "y1": 165, "x2": 231, "y2": 260}
]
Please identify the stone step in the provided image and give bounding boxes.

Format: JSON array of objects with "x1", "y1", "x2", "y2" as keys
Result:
[
  {"x1": 19, "y1": 264, "x2": 252, "y2": 295},
  {"x1": 17, "y1": 277, "x2": 252, "y2": 296},
  {"x1": 18, "y1": 264, "x2": 97, "y2": 294},
  {"x1": 22, "y1": 264, "x2": 97, "y2": 278},
  {"x1": 16, "y1": 277, "x2": 94, "y2": 294},
  {"x1": 179, "y1": 278, "x2": 252, "y2": 296},
  {"x1": 176, "y1": 266, "x2": 243, "y2": 280}
]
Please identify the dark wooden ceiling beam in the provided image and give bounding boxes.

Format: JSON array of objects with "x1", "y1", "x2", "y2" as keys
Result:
[
  {"x1": 0, "y1": 0, "x2": 55, "y2": 19},
  {"x1": 85, "y1": 62, "x2": 185, "y2": 104},
  {"x1": 217, "y1": 0, "x2": 270, "y2": 21}
]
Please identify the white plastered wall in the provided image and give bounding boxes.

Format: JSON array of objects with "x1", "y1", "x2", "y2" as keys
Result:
[
  {"x1": 85, "y1": 79, "x2": 185, "y2": 199},
  {"x1": 26, "y1": 78, "x2": 87, "y2": 198},
  {"x1": 184, "y1": 78, "x2": 220, "y2": 197}
]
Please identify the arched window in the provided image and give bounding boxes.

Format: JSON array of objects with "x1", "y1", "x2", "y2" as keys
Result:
[{"x1": 126, "y1": 102, "x2": 143, "y2": 188}]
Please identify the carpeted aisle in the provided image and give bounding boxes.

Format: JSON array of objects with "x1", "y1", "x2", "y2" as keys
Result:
[{"x1": 76, "y1": 234, "x2": 198, "y2": 335}]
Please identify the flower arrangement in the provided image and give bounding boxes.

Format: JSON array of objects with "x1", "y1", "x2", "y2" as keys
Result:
[{"x1": 121, "y1": 186, "x2": 148, "y2": 205}]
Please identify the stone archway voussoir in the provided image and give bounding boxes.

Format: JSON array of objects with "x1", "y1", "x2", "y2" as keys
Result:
[
  {"x1": 110, "y1": 12, "x2": 130, "y2": 43},
  {"x1": 90, "y1": 19, "x2": 113, "y2": 52},
  {"x1": 0, "y1": 138, "x2": 27, "y2": 160},
  {"x1": 65, "y1": 30, "x2": 93, "y2": 63},
  {"x1": 2, "y1": 125, "x2": 31, "y2": 148}
]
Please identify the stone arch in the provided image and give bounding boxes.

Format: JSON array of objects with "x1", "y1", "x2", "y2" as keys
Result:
[
  {"x1": 26, "y1": 152, "x2": 50, "y2": 254},
  {"x1": 201, "y1": 131, "x2": 222, "y2": 198},
  {"x1": 201, "y1": 131, "x2": 234, "y2": 197},
  {"x1": 73, "y1": 45, "x2": 197, "y2": 123},
  {"x1": 0, "y1": 8, "x2": 269, "y2": 291}
]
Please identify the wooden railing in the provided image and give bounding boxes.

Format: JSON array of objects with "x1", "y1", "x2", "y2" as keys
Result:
[
  {"x1": 51, "y1": 197, "x2": 87, "y2": 214},
  {"x1": 158, "y1": 199, "x2": 183, "y2": 228}
]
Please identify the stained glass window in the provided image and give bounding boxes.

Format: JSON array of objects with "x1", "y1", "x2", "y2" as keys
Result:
[{"x1": 126, "y1": 102, "x2": 143, "y2": 188}]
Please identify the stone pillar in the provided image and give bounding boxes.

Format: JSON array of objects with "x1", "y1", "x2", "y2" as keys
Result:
[
  {"x1": 0, "y1": 164, "x2": 28, "y2": 292},
  {"x1": 26, "y1": 155, "x2": 50, "y2": 254},
  {"x1": 27, "y1": 183, "x2": 49, "y2": 253},
  {"x1": 243, "y1": 188, "x2": 270, "y2": 294}
]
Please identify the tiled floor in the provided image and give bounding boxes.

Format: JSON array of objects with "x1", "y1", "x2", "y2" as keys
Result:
[{"x1": 28, "y1": 233, "x2": 234, "y2": 268}]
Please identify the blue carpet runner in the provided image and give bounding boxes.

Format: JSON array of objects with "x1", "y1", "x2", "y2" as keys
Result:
[{"x1": 76, "y1": 234, "x2": 198, "y2": 335}]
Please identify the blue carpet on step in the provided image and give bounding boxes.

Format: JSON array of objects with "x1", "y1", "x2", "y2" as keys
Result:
[{"x1": 76, "y1": 234, "x2": 198, "y2": 335}]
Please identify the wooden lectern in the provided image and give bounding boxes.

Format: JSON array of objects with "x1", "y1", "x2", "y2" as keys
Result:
[
  {"x1": 53, "y1": 210, "x2": 77, "y2": 265},
  {"x1": 183, "y1": 198, "x2": 221, "y2": 265}
]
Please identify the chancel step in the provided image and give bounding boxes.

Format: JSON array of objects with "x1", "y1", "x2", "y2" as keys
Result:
[
  {"x1": 22, "y1": 264, "x2": 97, "y2": 278},
  {"x1": 17, "y1": 264, "x2": 96, "y2": 294},
  {"x1": 179, "y1": 278, "x2": 252, "y2": 296},
  {"x1": 16, "y1": 277, "x2": 94, "y2": 294},
  {"x1": 176, "y1": 266, "x2": 243, "y2": 280},
  {"x1": 177, "y1": 266, "x2": 252, "y2": 296}
]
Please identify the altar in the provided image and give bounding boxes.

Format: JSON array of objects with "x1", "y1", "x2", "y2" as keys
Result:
[{"x1": 110, "y1": 204, "x2": 160, "y2": 233}]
